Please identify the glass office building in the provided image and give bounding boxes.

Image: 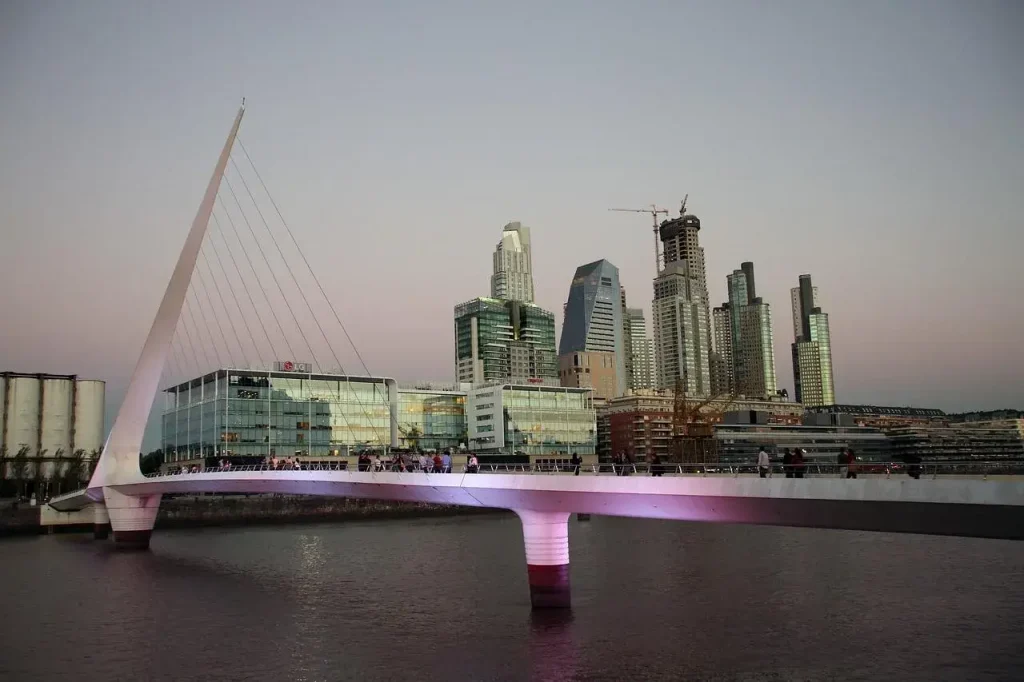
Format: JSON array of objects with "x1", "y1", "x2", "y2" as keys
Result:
[
  {"x1": 162, "y1": 369, "x2": 396, "y2": 464},
  {"x1": 395, "y1": 387, "x2": 467, "y2": 452},
  {"x1": 466, "y1": 383, "x2": 596, "y2": 457}
]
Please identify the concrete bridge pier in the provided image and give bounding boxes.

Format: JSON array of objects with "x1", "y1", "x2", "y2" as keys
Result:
[
  {"x1": 92, "y1": 502, "x2": 110, "y2": 540},
  {"x1": 103, "y1": 488, "x2": 162, "y2": 550},
  {"x1": 515, "y1": 510, "x2": 571, "y2": 609}
]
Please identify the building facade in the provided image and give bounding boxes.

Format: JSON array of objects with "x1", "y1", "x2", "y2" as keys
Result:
[
  {"x1": 711, "y1": 304, "x2": 733, "y2": 394},
  {"x1": 599, "y1": 390, "x2": 803, "y2": 461},
  {"x1": 558, "y1": 259, "x2": 625, "y2": 396},
  {"x1": 791, "y1": 274, "x2": 835, "y2": 407},
  {"x1": 465, "y1": 383, "x2": 596, "y2": 458},
  {"x1": 790, "y1": 282, "x2": 819, "y2": 342},
  {"x1": 652, "y1": 211, "x2": 713, "y2": 396},
  {"x1": 490, "y1": 221, "x2": 535, "y2": 303},
  {"x1": 620, "y1": 286, "x2": 633, "y2": 392},
  {"x1": 1, "y1": 371, "x2": 105, "y2": 488},
  {"x1": 558, "y1": 351, "x2": 618, "y2": 400},
  {"x1": 395, "y1": 386, "x2": 467, "y2": 452},
  {"x1": 161, "y1": 369, "x2": 396, "y2": 465},
  {"x1": 626, "y1": 307, "x2": 656, "y2": 391},
  {"x1": 720, "y1": 262, "x2": 777, "y2": 398},
  {"x1": 454, "y1": 297, "x2": 557, "y2": 386},
  {"x1": 1, "y1": 372, "x2": 105, "y2": 457}
]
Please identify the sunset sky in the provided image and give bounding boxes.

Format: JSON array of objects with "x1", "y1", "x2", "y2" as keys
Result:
[{"x1": 1, "y1": 1, "x2": 1021, "y2": 448}]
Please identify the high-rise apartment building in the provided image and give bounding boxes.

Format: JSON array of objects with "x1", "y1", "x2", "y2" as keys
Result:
[
  {"x1": 490, "y1": 222, "x2": 535, "y2": 303},
  {"x1": 626, "y1": 308, "x2": 656, "y2": 391},
  {"x1": 720, "y1": 262, "x2": 777, "y2": 398},
  {"x1": 652, "y1": 210, "x2": 713, "y2": 396},
  {"x1": 620, "y1": 286, "x2": 633, "y2": 391},
  {"x1": 790, "y1": 282, "x2": 819, "y2": 342},
  {"x1": 558, "y1": 260, "x2": 625, "y2": 398},
  {"x1": 791, "y1": 274, "x2": 835, "y2": 407},
  {"x1": 454, "y1": 297, "x2": 557, "y2": 386},
  {"x1": 711, "y1": 304, "x2": 733, "y2": 395}
]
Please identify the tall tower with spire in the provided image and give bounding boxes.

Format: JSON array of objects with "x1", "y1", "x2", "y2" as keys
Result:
[{"x1": 490, "y1": 222, "x2": 535, "y2": 303}]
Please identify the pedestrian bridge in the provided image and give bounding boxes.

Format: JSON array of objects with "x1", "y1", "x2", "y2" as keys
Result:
[
  {"x1": 50, "y1": 464, "x2": 1024, "y2": 608},
  {"x1": 57, "y1": 106, "x2": 1024, "y2": 610}
]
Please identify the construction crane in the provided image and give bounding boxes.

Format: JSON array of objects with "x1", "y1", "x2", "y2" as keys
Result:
[
  {"x1": 672, "y1": 377, "x2": 737, "y2": 466},
  {"x1": 609, "y1": 204, "x2": 669, "y2": 273}
]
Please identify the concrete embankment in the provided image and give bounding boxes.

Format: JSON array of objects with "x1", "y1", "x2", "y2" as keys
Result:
[{"x1": 1, "y1": 495, "x2": 505, "y2": 537}]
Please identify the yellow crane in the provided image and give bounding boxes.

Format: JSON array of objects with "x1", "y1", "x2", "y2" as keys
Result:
[{"x1": 672, "y1": 377, "x2": 737, "y2": 465}]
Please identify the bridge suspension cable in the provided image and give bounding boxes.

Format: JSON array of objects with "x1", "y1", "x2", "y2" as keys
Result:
[{"x1": 232, "y1": 138, "x2": 391, "y2": 436}]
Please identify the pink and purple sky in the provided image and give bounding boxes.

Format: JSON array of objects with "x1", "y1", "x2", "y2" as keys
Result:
[{"x1": 1, "y1": 2, "x2": 1022, "y2": 446}]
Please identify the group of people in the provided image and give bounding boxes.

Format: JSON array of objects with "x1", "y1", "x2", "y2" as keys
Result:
[
  {"x1": 756, "y1": 447, "x2": 860, "y2": 478},
  {"x1": 355, "y1": 451, "x2": 480, "y2": 473},
  {"x1": 265, "y1": 456, "x2": 303, "y2": 471}
]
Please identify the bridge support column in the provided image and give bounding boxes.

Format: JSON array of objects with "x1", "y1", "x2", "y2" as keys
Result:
[
  {"x1": 103, "y1": 488, "x2": 162, "y2": 550},
  {"x1": 515, "y1": 510, "x2": 571, "y2": 609},
  {"x1": 92, "y1": 502, "x2": 110, "y2": 540}
]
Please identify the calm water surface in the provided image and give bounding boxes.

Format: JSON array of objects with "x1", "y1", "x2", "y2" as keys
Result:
[{"x1": 1, "y1": 514, "x2": 1022, "y2": 681}]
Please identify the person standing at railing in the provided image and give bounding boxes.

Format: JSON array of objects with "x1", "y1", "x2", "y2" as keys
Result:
[
  {"x1": 845, "y1": 449, "x2": 857, "y2": 479},
  {"x1": 441, "y1": 452, "x2": 452, "y2": 473},
  {"x1": 650, "y1": 453, "x2": 664, "y2": 477},
  {"x1": 418, "y1": 453, "x2": 429, "y2": 473},
  {"x1": 792, "y1": 449, "x2": 806, "y2": 479},
  {"x1": 782, "y1": 449, "x2": 793, "y2": 478},
  {"x1": 837, "y1": 450, "x2": 848, "y2": 478},
  {"x1": 467, "y1": 454, "x2": 479, "y2": 473},
  {"x1": 433, "y1": 453, "x2": 443, "y2": 473},
  {"x1": 570, "y1": 452, "x2": 581, "y2": 476},
  {"x1": 757, "y1": 447, "x2": 770, "y2": 478}
]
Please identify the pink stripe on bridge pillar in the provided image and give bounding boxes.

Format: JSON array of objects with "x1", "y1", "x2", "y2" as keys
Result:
[{"x1": 516, "y1": 510, "x2": 571, "y2": 609}]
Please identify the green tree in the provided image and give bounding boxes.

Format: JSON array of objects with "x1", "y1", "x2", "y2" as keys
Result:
[
  {"x1": 62, "y1": 449, "x2": 87, "y2": 493},
  {"x1": 10, "y1": 446, "x2": 30, "y2": 499},
  {"x1": 140, "y1": 449, "x2": 164, "y2": 476},
  {"x1": 399, "y1": 423, "x2": 422, "y2": 451}
]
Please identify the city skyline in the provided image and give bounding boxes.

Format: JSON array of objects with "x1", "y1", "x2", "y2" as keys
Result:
[{"x1": 1, "y1": 1, "x2": 1021, "y2": 446}]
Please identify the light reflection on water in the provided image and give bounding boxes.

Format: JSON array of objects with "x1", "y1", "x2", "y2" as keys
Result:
[{"x1": 1, "y1": 514, "x2": 1023, "y2": 681}]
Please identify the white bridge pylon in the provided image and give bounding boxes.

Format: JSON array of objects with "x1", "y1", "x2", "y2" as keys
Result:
[
  {"x1": 84, "y1": 104, "x2": 391, "y2": 546},
  {"x1": 88, "y1": 106, "x2": 245, "y2": 496}
]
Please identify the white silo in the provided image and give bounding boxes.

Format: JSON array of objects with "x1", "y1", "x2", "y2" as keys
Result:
[
  {"x1": 73, "y1": 379, "x2": 106, "y2": 454},
  {"x1": 3, "y1": 374, "x2": 42, "y2": 454},
  {"x1": 41, "y1": 376, "x2": 74, "y2": 456}
]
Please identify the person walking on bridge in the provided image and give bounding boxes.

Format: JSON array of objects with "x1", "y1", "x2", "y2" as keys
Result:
[{"x1": 757, "y1": 447, "x2": 770, "y2": 478}]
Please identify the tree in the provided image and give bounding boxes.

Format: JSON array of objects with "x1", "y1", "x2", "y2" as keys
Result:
[
  {"x1": 10, "y1": 446, "x2": 30, "y2": 499},
  {"x1": 62, "y1": 449, "x2": 87, "y2": 494},
  {"x1": 32, "y1": 448, "x2": 48, "y2": 499},
  {"x1": 140, "y1": 449, "x2": 164, "y2": 476},
  {"x1": 86, "y1": 449, "x2": 101, "y2": 478},
  {"x1": 399, "y1": 424, "x2": 422, "y2": 452}
]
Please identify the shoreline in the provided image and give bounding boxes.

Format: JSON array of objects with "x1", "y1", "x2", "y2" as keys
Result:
[{"x1": 0, "y1": 495, "x2": 509, "y2": 537}]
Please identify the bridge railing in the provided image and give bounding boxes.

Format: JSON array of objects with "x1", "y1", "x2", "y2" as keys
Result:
[{"x1": 145, "y1": 460, "x2": 1024, "y2": 480}]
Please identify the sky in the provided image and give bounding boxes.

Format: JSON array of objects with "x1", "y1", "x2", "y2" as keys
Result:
[{"x1": 1, "y1": 1, "x2": 1022, "y2": 449}]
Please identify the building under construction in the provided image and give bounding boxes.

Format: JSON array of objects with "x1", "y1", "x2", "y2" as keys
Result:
[{"x1": 599, "y1": 390, "x2": 802, "y2": 462}]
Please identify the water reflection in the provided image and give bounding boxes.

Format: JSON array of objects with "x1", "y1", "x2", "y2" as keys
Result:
[{"x1": 528, "y1": 610, "x2": 577, "y2": 682}]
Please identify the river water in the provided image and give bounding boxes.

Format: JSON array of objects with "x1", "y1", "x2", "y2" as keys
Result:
[{"x1": 1, "y1": 514, "x2": 1022, "y2": 681}]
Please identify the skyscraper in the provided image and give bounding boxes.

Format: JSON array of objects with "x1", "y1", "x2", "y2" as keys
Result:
[
  {"x1": 711, "y1": 304, "x2": 733, "y2": 394},
  {"x1": 558, "y1": 260, "x2": 625, "y2": 398},
  {"x1": 490, "y1": 222, "x2": 535, "y2": 303},
  {"x1": 626, "y1": 307, "x2": 656, "y2": 390},
  {"x1": 791, "y1": 274, "x2": 835, "y2": 407},
  {"x1": 721, "y1": 262, "x2": 777, "y2": 398},
  {"x1": 652, "y1": 209, "x2": 713, "y2": 396},
  {"x1": 790, "y1": 282, "x2": 819, "y2": 342},
  {"x1": 620, "y1": 286, "x2": 633, "y2": 391},
  {"x1": 454, "y1": 297, "x2": 557, "y2": 385}
]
